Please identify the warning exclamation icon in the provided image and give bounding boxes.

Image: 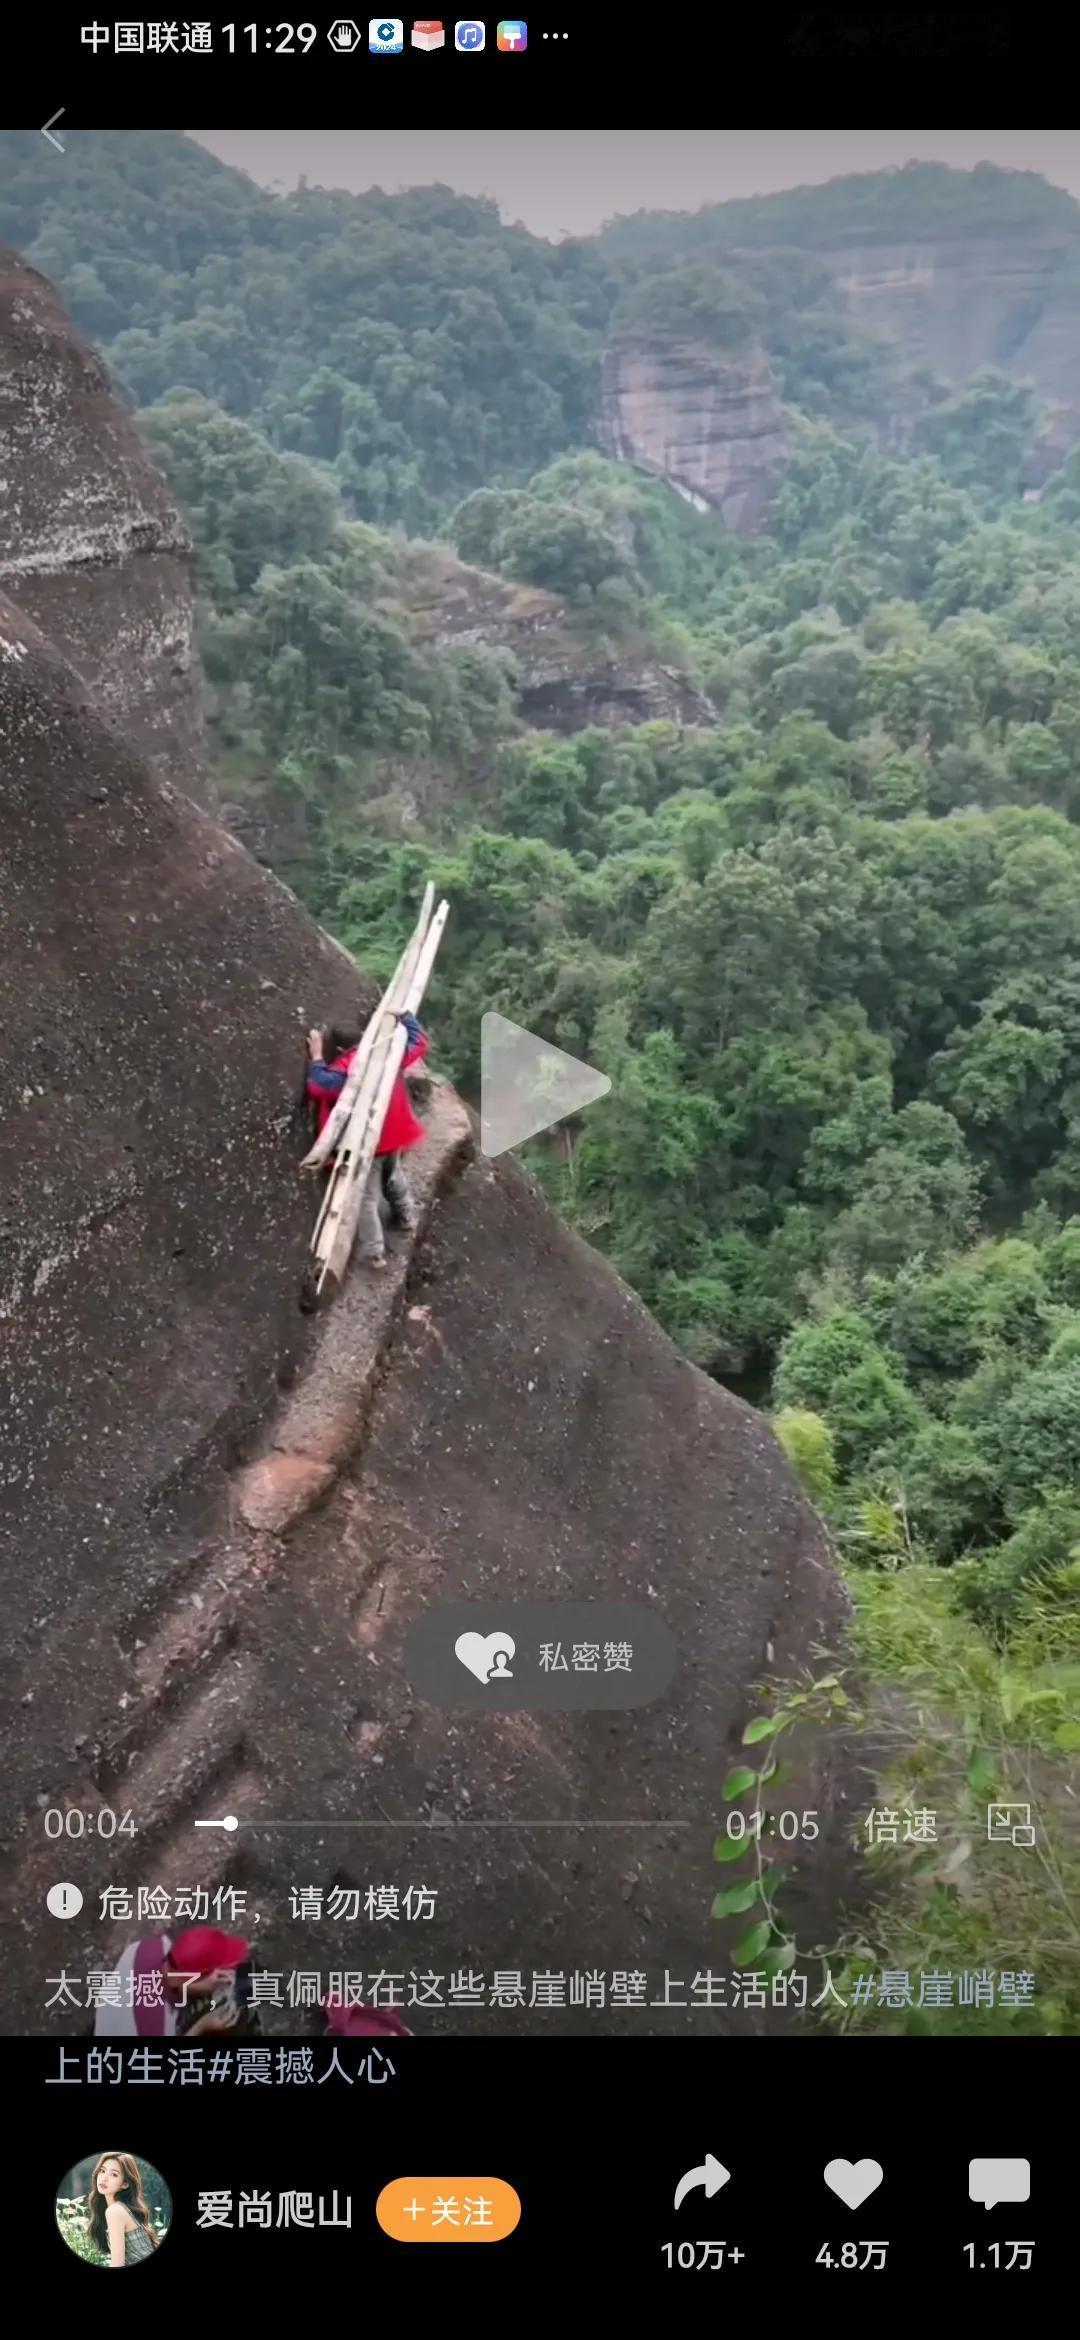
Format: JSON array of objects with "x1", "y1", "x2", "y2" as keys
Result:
[{"x1": 46, "y1": 1882, "x2": 84, "y2": 1919}]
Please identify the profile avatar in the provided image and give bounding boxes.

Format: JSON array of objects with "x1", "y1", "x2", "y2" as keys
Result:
[{"x1": 55, "y1": 2150, "x2": 172, "y2": 2267}]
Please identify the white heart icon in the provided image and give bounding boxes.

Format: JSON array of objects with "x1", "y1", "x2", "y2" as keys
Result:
[
  {"x1": 454, "y1": 1630, "x2": 516, "y2": 1685},
  {"x1": 824, "y1": 2158, "x2": 884, "y2": 2210}
]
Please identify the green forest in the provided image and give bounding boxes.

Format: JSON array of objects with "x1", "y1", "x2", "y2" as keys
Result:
[{"x1": 4, "y1": 132, "x2": 1079, "y2": 2029}]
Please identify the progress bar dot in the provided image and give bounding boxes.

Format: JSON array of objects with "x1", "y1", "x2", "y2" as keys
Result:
[{"x1": 223, "y1": 1814, "x2": 239, "y2": 1832}]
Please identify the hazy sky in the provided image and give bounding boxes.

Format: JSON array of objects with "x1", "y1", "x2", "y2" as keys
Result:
[{"x1": 189, "y1": 130, "x2": 1080, "y2": 240}]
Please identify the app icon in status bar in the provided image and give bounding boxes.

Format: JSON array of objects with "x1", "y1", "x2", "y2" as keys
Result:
[
  {"x1": 412, "y1": 18, "x2": 445, "y2": 43},
  {"x1": 454, "y1": 19, "x2": 486, "y2": 46},
  {"x1": 497, "y1": 18, "x2": 527, "y2": 45},
  {"x1": 369, "y1": 16, "x2": 404, "y2": 48}
]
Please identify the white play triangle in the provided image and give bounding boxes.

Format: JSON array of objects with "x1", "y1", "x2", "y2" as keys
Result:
[{"x1": 480, "y1": 1012, "x2": 611, "y2": 1158}]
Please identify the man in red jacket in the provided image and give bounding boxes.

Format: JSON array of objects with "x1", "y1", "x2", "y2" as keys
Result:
[{"x1": 306, "y1": 1011, "x2": 429, "y2": 1269}]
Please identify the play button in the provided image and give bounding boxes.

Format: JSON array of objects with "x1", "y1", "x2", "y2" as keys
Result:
[{"x1": 479, "y1": 1013, "x2": 611, "y2": 1158}]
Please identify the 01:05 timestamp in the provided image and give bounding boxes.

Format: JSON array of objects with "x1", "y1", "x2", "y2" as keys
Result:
[
  {"x1": 43, "y1": 1807, "x2": 137, "y2": 1838},
  {"x1": 721, "y1": 1809, "x2": 820, "y2": 1842}
]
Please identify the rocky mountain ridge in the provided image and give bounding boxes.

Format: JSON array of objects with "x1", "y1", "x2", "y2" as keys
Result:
[{"x1": 396, "y1": 540, "x2": 717, "y2": 731}]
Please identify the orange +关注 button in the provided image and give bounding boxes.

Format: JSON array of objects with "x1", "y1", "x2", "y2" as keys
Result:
[{"x1": 376, "y1": 2177, "x2": 521, "y2": 2242}]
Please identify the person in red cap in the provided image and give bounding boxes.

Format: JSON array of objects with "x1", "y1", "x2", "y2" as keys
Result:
[{"x1": 93, "y1": 1923, "x2": 253, "y2": 2038}]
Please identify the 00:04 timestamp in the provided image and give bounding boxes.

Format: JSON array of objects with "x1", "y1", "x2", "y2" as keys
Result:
[{"x1": 43, "y1": 1807, "x2": 136, "y2": 1838}]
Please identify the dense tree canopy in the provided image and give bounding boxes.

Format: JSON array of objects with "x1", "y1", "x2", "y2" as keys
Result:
[
  {"x1": 128, "y1": 362, "x2": 1080, "y2": 1648},
  {"x1": 594, "y1": 158, "x2": 1080, "y2": 255},
  {"x1": 0, "y1": 130, "x2": 613, "y2": 532},
  {"x1": 7, "y1": 135, "x2": 1073, "y2": 532}
]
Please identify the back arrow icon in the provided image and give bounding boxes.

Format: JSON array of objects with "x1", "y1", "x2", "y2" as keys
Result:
[
  {"x1": 673, "y1": 2153, "x2": 730, "y2": 2211},
  {"x1": 42, "y1": 110, "x2": 65, "y2": 153}
]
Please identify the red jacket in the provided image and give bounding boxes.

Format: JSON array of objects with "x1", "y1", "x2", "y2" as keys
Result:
[{"x1": 308, "y1": 1024, "x2": 428, "y2": 1157}]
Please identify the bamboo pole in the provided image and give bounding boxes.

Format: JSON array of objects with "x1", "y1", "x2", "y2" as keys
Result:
[
  {"x1": 317, "y1": 898, "x2": 449, "y2": 1293},
  {"x1": 302, "y1": 880, "x2": 434, "y2": 1172}
]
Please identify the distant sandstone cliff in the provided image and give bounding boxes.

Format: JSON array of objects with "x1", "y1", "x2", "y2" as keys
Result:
[
  {"x1": 599, "y1": 334, "x2": 789, "y2": 536},
  {"x1": 597, "y1": 229, "x2": 1080, "y2": 534},
  {"x1": 813, "y1": 234, "x2": 1080, "y2": 426}
]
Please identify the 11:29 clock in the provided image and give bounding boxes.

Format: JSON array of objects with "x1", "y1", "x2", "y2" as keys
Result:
[{"x1": 222, "y1": 24, "x2": 320, "y2": 50}]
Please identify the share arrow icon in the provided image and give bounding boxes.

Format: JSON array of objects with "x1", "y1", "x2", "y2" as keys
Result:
[{"x1": 673, "y1": 2153, "x2": 731, "y2": 2211}]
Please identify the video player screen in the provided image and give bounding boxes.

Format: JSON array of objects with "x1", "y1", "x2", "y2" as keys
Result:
[{"x1": 0, "y1": 10, "x2": 1071, "y2": 2293}]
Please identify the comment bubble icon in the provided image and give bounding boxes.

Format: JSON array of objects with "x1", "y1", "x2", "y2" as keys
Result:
[{"x1": 968, "y1": 2157, "x2": 1030, "y2": 2210}]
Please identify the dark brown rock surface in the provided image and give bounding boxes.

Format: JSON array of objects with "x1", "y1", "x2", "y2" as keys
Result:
[
  {"x1": 0, "y1": 245, "x2": 205, "y2": 787},
  {"x1": 0, "y1": 589, "x2": 365, "y2": 1688}
]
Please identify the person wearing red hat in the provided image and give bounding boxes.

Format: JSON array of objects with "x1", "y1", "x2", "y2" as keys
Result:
[{"x1": 93, "y1": 1924, "x2": 253, "y2": 2038}]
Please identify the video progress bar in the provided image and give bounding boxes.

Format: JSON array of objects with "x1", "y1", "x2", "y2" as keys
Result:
[{"x1": 194, "y1": 1816, "x2": 691, "y2": 1832}]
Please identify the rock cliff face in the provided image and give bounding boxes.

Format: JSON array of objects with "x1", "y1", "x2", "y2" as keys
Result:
[
  {"x1": 0, "y1": 272, "x2": 856, "y2": 2035},
  {"x1": 596, "y1": 232, "x2": 1080, "y2": 532},
  {"x1": 814, "y1": 236, "x2": 1080, "y2": 422},
  {"x1": 222, "y1": 546, "x2": 721, "y2": 860},
  {"x1": 0, "y1": 245, "x2": 205, "y2": 787},
  {"x1": 599, "y1": 335, "x2": 790, "y2": 535},
  {"x1": 396, "y1": 541, "x2": 718, "y2": 731}
]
